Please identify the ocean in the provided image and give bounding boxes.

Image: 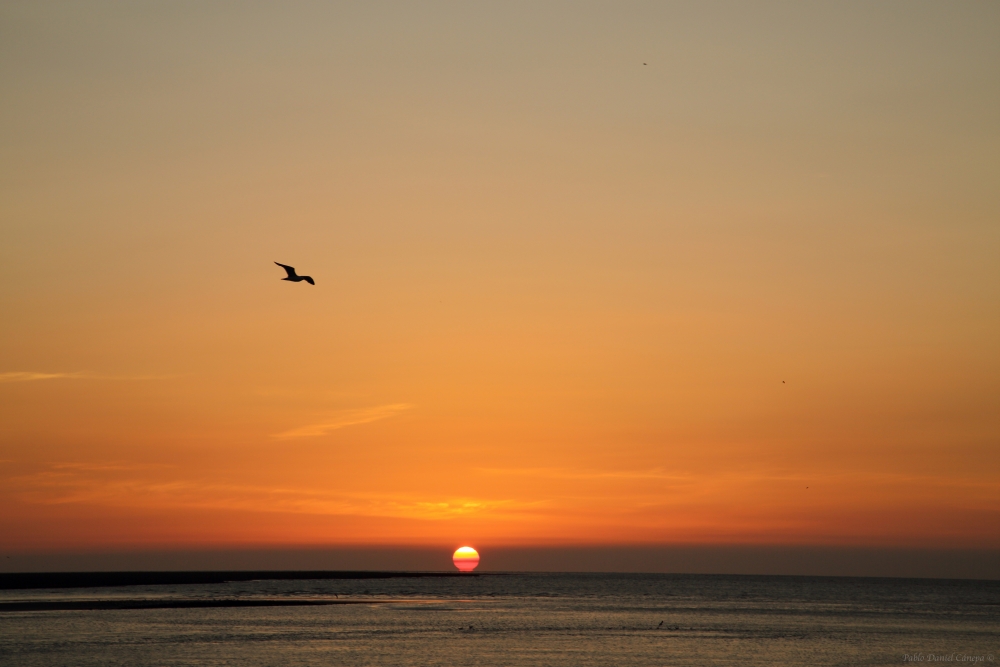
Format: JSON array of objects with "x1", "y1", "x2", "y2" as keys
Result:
[{"x1": 0, "y1": 573, "x2": 997, "y2": 666}]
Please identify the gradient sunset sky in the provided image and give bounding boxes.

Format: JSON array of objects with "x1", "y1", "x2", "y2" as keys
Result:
[{"x1": 1, "y1": 2, "x2": 997, "y2": 565}]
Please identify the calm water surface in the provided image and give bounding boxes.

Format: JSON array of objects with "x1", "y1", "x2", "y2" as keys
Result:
[{"x1": 1, "y1": 574, "x2": 997, "y2": 666}]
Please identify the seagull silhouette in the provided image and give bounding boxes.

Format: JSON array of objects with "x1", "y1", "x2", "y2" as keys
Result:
[{"x1": 275, "y1": 262, "x2": 315, "y2": 285}]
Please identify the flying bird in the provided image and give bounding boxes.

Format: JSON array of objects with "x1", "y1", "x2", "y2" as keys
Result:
[{"x1": 275, "y1": 262, "x2": 315, "y2": 285}]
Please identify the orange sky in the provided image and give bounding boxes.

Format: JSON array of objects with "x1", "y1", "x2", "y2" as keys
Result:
[{"x1": 1, "y1": 2, "x2": 998, "y2": 557}]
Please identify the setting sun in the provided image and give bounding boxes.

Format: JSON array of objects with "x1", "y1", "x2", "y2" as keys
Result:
[{"x1": 453, "y1": 547, "x2": 480, "y2": 572}]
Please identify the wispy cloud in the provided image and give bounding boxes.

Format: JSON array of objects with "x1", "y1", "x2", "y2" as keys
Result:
[
  {"x1": 274, "y1": 403, "x2": 413, "y2": 438},
  {"x1": 0, "y1": 371, "x2": 174, "y2": 383},
  {"x1": 3, "y1": 461, "x2": 535, "y2": 521},
  {"x1": 0, "y1": 372, "x2": 82, "y2": 383},
  {"x1": 50, "y1": 461, "x2": 173, "y2": 473},
  {"x1": 477, "y1": 467, "x2": 693, "y2": 481}
]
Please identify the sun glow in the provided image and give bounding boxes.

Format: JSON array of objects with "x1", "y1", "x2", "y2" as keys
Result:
[{"x1": 452, "y1": 546, "x2": 480, "y2": 572}]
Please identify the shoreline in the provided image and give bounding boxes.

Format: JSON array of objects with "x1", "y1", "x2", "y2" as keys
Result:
[
  {"x1": 0, "y1": 597, "x2": 423, "y2": 612},
  {"x1": 0, "y1": 570, "x2": 477, "y2": 591}
]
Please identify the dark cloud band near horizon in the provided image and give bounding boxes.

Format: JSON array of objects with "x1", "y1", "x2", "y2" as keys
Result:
[{"x1": 3, "y1": 546, "x2": 998, "y2": 581}]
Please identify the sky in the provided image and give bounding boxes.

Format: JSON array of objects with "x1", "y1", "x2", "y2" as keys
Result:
[{"x1": 1, "y1": 1, "x2": 998, "y2": 574}]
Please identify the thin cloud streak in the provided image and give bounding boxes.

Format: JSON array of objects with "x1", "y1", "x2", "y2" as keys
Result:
[
  {"x1": 50, "y1": 462, "x2": 175, "y2": 473},
  {"x1": 274, "y1": 403, "x2": 413, "y2": 438},
  {"x1": 0, "y1": 372, "x2": 175, "y2": 383},
  {"x1": 477, "y1": 467, "x2": 694, "y2": 481},
  {"x1": 4, "y1": 462, "x2": 536, "y2": 521},
  {"x1": 0, "y1": 372, "x2": 82, "y2": 383}
]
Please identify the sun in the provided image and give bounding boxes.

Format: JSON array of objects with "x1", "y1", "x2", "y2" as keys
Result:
[{"x1": 452, "y1": 546, "x2": 480, "y2": 572}]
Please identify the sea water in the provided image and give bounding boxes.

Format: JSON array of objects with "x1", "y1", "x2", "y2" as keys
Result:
[{"x1": 0, "y1": 573, "x2": 997, "y2": 666}]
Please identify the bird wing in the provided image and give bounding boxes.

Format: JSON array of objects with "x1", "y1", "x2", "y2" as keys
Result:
[
  {"x1": 302, "y1": 276, "x2": 315, "y2": 285},
  {"x1": 274, "y1": 262, "x2": 298, "y2": 278}
]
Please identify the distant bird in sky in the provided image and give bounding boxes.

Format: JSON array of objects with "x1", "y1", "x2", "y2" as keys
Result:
[{"x1": 274, "y1": 262, "x2": 314, "y2": 285}]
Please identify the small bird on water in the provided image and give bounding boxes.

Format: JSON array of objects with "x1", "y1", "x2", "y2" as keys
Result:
[{"x1": 275, "y1": 262, "x2": 315, "y2": 285}]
